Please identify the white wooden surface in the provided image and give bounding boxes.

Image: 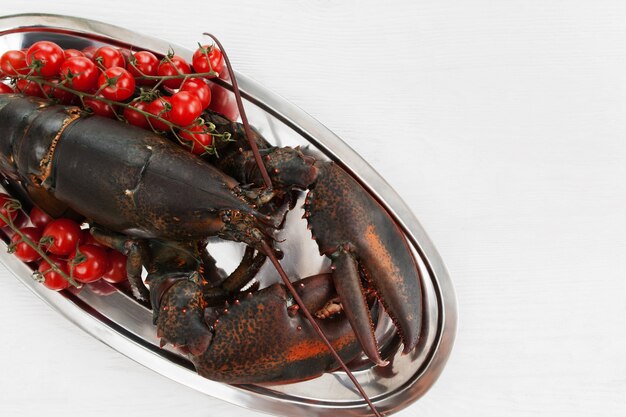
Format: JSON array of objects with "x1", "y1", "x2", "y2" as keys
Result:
[{"x1": 0, "y1": 1, "x2": 625, "y2": 416}]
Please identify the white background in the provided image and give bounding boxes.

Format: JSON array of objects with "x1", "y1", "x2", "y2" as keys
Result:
[{"x1": 0, "y1": 1, "x2": 625, "y2": 416}]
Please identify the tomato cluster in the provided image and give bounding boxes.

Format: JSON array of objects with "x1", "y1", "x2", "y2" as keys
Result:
[
  {"x1": 2, "y1": 194, "x2": 128, "y2": 291},
  {"x1": 0, "y1": 41, "x2": 239, "y2": 155}
]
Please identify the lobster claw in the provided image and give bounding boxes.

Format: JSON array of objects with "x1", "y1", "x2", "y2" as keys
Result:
[
  {"x1": 205, "y1": 120, "x2": 424, "y2": 365},
  {"x1": 304, "y1": 161, "x2": 423, "y2": 365}
]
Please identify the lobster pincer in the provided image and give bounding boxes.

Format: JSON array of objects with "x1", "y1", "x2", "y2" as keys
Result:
[{"x1": 206, "y1": 111, "x2": 424, "y2": 365}]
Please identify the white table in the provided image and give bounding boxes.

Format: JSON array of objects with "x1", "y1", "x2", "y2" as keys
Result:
[{"x1": 0, "y1": 1, "x2": 624, "y2": 416}]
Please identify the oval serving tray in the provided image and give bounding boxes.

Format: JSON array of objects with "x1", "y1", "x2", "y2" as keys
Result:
[{"x1": 0, "y1": 13, "x2": 457, "y2": 417}]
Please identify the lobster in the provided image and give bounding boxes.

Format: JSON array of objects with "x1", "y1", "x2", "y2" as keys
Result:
[{"x1": 0, "y1": 93, "x2": 422, "y2": 385}]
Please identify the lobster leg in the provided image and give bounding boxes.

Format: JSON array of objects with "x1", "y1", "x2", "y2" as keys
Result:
[
  {"x1": 198, "y1": 245, "x2": 225, "y2": 286},
  {"x1": 125, "y1": 240, "x2": 151, "y2": 302},
  {"x1": 203, "y1": 246, "x2": 266, "y2": 303},
  {"x1": 91, "y1": 227, "x2": 151, "y2": 302}
]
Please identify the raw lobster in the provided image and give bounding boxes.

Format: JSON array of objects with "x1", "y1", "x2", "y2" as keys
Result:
[{"x1": 0, "y1": 93, "x2": 422, "y2": 382}]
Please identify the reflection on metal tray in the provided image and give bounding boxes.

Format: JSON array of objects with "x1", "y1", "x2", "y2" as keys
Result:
[{"x1": 0, "y1": 13, "x2": 457, "y2": 417}]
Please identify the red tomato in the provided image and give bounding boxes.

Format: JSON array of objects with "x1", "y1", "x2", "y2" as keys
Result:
[
  {"x1": 16, "y1": 79, "x2": 47, "y2": 98},
  {"x1": 0, "y1": 50, "x2": 29, "y2": 76},
  {"x1": 102, "y1": 250, "x2": 127, "y2": 283},
  {"x1": 98, "y1": 66, "x2": 135, "y2": 101},
  {"x1": 42, "y1": 218, "x2": 81, "y2": 256},
  {"x1": 84, "y1": 95, "x2": 116, "y2": 118},
  {"x1": 30, "y1": 206, "x2": 53, "y2": 229},
  {"x1": 219, "y1": 65, "x2": 231, "y2": 81},
  {"x1": 208, "y1": 84, "x2": 239, "y2": 121},
  {"x1": 168, "y1": 91, "x2": 202, "y2": 127},
  {"x1": 180, "y1": 125, "x2": 213, "y2": 155},
  {"x1": 39, "y1": 257, "x2": 70, "y2": 291},
  {"x1": 118, "y1": 48, "x2": 132, "y2": 65},
  {"x1": 92, "y1": 46, "x2": 126, "y2": 69},
  {"x1": 146, "y1": 96, "x2": 172, "y2": 131},
  {"x1": 157, "y1": 55, "x2": 190, "y2": 88},
  {"x1": 11, "y1": 227, "x2": 42, "y2": 262},
  {"x1": 49, "y1": 80, "x2": 77, "y2": 105},
  {"x1": 1, "y1": 211, "x2": 29, "y2": 239},
  {"x1": 180, "y1": 78, "x2": 211, "y2": 109},
  {"x1": 128, "y1": 51, "x2": 159, "y2": 84},
  {"x1": 123, "y1": 100, "x2": 150, "y2": 129},
  {"x1": 60, "y1": 56, "x2": 99, "y2": 92},
  {"x1": 25, "y1": 41, "x2": 65, "y2": 77},
  {"x1": 0, "y1": 193, "x2": 19, "y2": 227},
  {"x1": 64, "y1": 49, "x2": 84, "y2": 59},
  {"x1": 0, "y1": 83, "x2": 14, "y2": 94},
  {"x1": 70, "y1": 244, "x2": 110, "y2": 283},
  {"x1": 192, "y1": 44, "x2": 224, "y2": 75},
  {"x1": 79, "y1": 229, "x2": 104, "y2": 247},
  {"x1": 82, "y1": 46, "x2": 98, "y2": 60}
]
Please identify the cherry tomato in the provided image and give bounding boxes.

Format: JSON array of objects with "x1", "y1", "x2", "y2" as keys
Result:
[
  {"x1": 25, "y1": 41, "x2": 65, "y2": 77},
  {"x1": 219, "y1": 65, "x2": 231, "y2": 81},
  {"x1": 0, "y1": 50, "x2": 29, "y2": 76},
  {"x1": 123, "y1": 100, "x2": 150, "y2": 129},
  {"x1": 64, "y1": 49, "x2": 84, "y2": 59},
  {"x1": 102, "y1": 250, "x2": 127, "y2": 284},
  {"x1": 60, "y1": 56, "x2": 99, "y2": 92},
  {"x1": 70, "y1": 244, "x2": 110, "y2": 283},
  {"x1": 180, "y1": 125, "x2": 213, "y2": 155},
  {"x1": 11, "y1": 227, "x2": 42, "y2": 262},
  {"x1": 84, "y1": 95, "x2": 116, "y2": 118},
  {"x1": 0, "y1": 83, "x2": 14, "y2": 94},
  {"x1": 49, "y1": 80, "x2": 78, "y2": 105},
  {"x1": 79, "y1": 229, "x2": 105, "y2": 247},
  {"x1": 42, "y1": 218, "x2": 81, "y2": 256},
  {"x1": 98, "y1": 66, "x2": 135, "y2": 101},
  {"x1": 82, "y1": 46, "x2": 98, "y2": 60},
  {"x1": 208, "y1": 84, "x2": 239, "y2": 121},
  {"x1": 39, "y1": 256, "x2": 70, "y2": 291},
  {"x1": 128, "y1": 51, "x2": 159, "y2": 84},
  {"x1": 0, "y1": 193, "x2": 19, "y2": 227},
  {"x1": 146, "y1": 96, "x2": 172, "y2": 131},
  {"x1": 30, "y1": 206, "x2": 53, "y2": 229},
  {"x1": 180, "y1": 78, "x2": 211, "y2": 109},
  {"x1": 92, "y1": 46, "x2": 126, "y2": 69},
  {"x1": 15, "y1": 79, "x2": 47, "y2": 98},
  {"x1": 157, "y1": 55, "x2": 191, "y2": 88},
  {"x1": 2, "y1": 211, "x2": 29, "y2": 239},
  {"x1": 118, "y1": 48, "x2": 132, "y2": 65},
  {"x1": 192, "y1": 44, "x2": 224, "y2": 75},
  {"x1": 168, "y1": 91, "x2": 203, "y2": 127}
]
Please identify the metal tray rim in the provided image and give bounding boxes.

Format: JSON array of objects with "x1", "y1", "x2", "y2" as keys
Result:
[{"x1": 0, "y1": 13, "x2": 457, "y2": 417}]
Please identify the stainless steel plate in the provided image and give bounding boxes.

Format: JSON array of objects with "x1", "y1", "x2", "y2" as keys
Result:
[{"x1": 0, "y1": 13, "x2": 457, "y2": 417}]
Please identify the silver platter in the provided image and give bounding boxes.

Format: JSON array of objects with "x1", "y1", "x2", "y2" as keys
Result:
[{"x1": 0, "y1": 13, "x2": 457, "y2": 417}]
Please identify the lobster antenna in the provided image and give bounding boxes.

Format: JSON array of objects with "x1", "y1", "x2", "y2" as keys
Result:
[
  {"x1": 261, "y1": 241, "x2": 383, "y2": 417},
  {"x1": 206, "y1": 34, "x2": 382, "y2": 415},
  {"x1": 203, "y1": 33, "x2": 273, "y2": 190}
]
